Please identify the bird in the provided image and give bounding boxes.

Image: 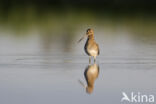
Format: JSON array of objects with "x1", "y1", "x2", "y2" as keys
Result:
[{"x1": 78, "y1": 28, "x2": 100, "y2": 63}]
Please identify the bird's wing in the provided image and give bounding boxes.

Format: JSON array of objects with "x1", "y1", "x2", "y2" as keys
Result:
[{"x1": 96, "y1": 44, "x2": 100, "y2": 55}]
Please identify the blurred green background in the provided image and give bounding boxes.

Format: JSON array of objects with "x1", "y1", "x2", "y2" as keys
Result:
[
  {"x1": 0, "y1": 0, "x2": 156, "y2": 55},
  {"x1": 0, "y1": 0, "x2": 156, "y2": 35}
]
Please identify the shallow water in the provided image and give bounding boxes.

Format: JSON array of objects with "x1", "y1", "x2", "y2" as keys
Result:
[
  {"x1": 0, "y1": 32, "x2": 156, "y2": 104},
  {"x1": 0, "y1": 9, "x2": 156, "y2": 104}
]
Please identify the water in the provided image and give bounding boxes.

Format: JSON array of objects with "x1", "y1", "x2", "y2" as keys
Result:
[{"x1": 0, "y1": 8, "x2": 156, "y2": 104}]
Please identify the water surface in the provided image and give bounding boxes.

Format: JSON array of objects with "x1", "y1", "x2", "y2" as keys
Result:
[{"x1": 0, "y1": 9, "x2": 156, "y2": 104}]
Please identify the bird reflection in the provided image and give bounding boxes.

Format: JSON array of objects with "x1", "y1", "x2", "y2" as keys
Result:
[{"x1": 79, "y1": 63, "x2": 100, "y2": 94}]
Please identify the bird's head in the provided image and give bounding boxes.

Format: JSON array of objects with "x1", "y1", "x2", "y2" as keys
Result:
[
  {"x1": 78, "y1": 28, "x2": 94, "y2": 43},
  {"x1": 86, "y1": 28, "x2": 94, "y2": 36},
  {"x1": 86, "y1": 86, "x2": 93, "y2": 94}
]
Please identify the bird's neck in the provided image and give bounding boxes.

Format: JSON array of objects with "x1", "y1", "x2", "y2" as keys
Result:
[{"x1": 88, "y1": 34, "x2": 94, "y2": 40}]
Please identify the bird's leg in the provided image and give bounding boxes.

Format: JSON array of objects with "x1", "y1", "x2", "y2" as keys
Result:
[
  {"x1": 94, "y1": 56, "x2": 96, "y2": 63},
  {"x1": 89, "y1": 56, "x2": 91, "y2": 64}
]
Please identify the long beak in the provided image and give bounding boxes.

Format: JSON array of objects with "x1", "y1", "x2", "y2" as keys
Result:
[
  {"x1": 77, "y1": 34, "x2": 87, "y2": 43},
  {"x1": 78, "y1": 79, "x2": 87, "y2": 88}
]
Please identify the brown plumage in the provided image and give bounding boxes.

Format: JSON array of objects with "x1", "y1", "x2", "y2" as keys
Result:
[{"x1": 78, "y1": 28, "x2": 100, "y2": 63}]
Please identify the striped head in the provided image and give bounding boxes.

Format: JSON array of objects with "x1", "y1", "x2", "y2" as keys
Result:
[
  {"x1": 86, "y1": 28, "x2": 94, "y2": 36},
  {"x1": 78, "y1": 28, "x2": 94, "y2": 43}
]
